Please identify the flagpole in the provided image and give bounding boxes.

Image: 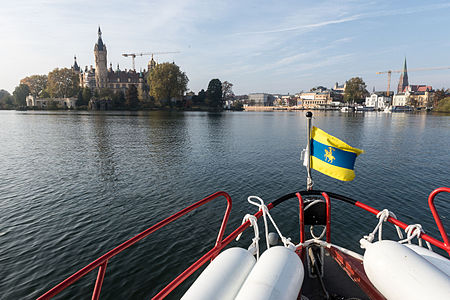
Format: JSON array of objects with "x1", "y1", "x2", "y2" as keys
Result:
[{"x1": 305, "y1": 111, "x2": 313, "y2": 190}]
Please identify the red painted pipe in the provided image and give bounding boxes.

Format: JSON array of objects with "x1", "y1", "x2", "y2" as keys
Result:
[
  {"x1": 428, "y1": 187, "x2": 450, "y2": 255},
  {"x1": 355, "y1": 201, "x2": 447, "y2": 252},
  {"x1": 322, "y1": 192, "x2": 331, "y2": 243},
  {"x1": 296, "y1": 193, "x2": 305, "y2": 244},
  {"x1": 152, "y1": 207, "x2": 269, "y2": 299},
  {"x1": 37, "y1": 191, "x2": 232, "y2": 300},
  {"x1": 92, "y1": 261, "x2": 108, "y2": 300}
]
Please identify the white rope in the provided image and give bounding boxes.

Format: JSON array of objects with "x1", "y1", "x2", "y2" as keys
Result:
[
  {"x1": 247, "y1": 196, "x2": 298, "y2": 250},
  {"x1": 310, "y1": 225, "x2": 327, "y2": 240},
  {"x1": 361, "y1": 209, "x2": 403, "y2": 247},
  {"x1": 399, "y1": 224, "x2": 433, "y2": 251},
  {"x1": 236, "y1": 214, "x2": 260, "y2": 259}
]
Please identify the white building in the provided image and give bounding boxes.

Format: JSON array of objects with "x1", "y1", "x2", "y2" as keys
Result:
[
  {"x1": 392, "y1": 92, "x2": 410, "y2": 107},
  {"x1": 365, "y1": 93, "x2": 391, "y2": 110},
  {"x1": 26, "y1": 95, "x2": 77, "y2": 109}
]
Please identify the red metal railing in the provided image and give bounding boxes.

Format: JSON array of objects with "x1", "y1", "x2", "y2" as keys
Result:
[
  {"x1": 428, "y1": 187, "x2": 450, "y2": 255},
  {"x1": 38, "y1": 187, "x2": 449, "y2": 299},
  {"x1": 354, "y1": 187, "x2": 450, "y2": 256},
  {"x1": 37, "y1": 191, "x2": 233, "y2": 300}
]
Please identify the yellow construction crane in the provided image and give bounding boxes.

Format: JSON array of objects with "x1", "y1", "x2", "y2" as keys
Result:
[
  {"x1": 376, "y1": 66, "x2": 450, "y2": 97},
  {"x1": 122, "y1": 51, "x2": 180, "y2": 70}
]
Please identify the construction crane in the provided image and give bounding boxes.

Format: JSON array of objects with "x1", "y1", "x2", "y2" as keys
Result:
[
  {"x1": 376, "y1": 66, "x2": 450, "y2": 97},
  {"x1": 122, "y1": 51, "x2": 180, "y2": 70}
]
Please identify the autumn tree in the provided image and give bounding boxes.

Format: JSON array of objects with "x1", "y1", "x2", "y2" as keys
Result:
[
  {"x1": 47, "y1": 68, "x2": 80, "y2": 98},
  {"x1": 222, "y1": 81, "x2": 235, "y2": 102},
  {"x1": 344, "y1": 77, "x2": 369, "y2": 103},
  {"x1": 20, "y1": 75, "x2": 48, "y2": 97},
  {"x1": 206, "y1": 78, "x2": 222, "y2": 108},
  {"x1": 147, "y1": 62, "x2": 188, "y2": 107},
  {"x1": 13, "y1": 84, "x2": 30, "y2": 106}
]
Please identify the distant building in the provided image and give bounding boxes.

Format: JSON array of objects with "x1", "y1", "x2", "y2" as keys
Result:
[
  {"x1": 393, "y1": 85, "x2": 434, "y2": 108},
  {"x1": 300, "y1": 90, "x2": 333, "y2": 108},
  {"x1": 75, "y1": 27, "x2": 149, "y2": 93},
  {"x1": 365, "y1": 92, "x2": 391, "y2": 110},
  {"x1": 248, "y1": 93, "x2": 274, "y2": 106},
  {"x1": 333, "y1": 82, "x2": 346, "y2": 93},
  {"x1": 26, "y1": 95, "x2": 77, "y2": 109}
]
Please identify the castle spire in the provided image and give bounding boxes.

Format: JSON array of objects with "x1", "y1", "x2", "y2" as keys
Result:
[{"x1": 72, "y1": 55, "x2": 80, "y2": 72}]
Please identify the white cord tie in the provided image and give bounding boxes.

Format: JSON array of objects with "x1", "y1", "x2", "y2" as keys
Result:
[
  {"x1": 361, "y1": 209, "x2": 403, "y2": 247},
  {"x1": 399, "y1": 224, "x2": 432, "y2": 250},
  {"x1": 247, "y1": 196, "x2": 298, "y2": 250},
  {"x1": 236, "y1": 214, "x2": 260, "y2": 259}
]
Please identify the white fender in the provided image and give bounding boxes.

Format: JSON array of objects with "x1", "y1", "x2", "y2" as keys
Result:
[
  {"x1": 235, "y1": 246, "x2": 304, "y2": 300},
  {"x1": 405, "y1": 244, "x2": 450, "y2": 275},
  {"x1": 181, "y1": 247, "x2": 256, "y2": 300},
  {"x1": 362, "y1": 240, "x2": 450, "y2": 300}
]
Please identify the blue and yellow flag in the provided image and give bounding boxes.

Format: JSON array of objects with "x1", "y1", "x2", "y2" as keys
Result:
[{"x1": 309, "y1": 126, "x2": 364, "y2": 181}]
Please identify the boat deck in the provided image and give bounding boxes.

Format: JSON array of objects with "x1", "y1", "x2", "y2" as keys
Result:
[{"x1": 300, "y1": 245, "x2": 379, "y2": 300}]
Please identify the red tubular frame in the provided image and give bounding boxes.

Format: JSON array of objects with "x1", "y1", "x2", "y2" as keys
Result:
[
  {"x1": 38, "y1": 188, "x2": 449, "y2": 299},
  {"x1": 296, "y1": 193, "x2": 305, "y2": 244},
  {"x1": 152, "y1": 203, "x2": 272, "y2": 299},
  {"x1": 428, "y1": 187, "x2": 450, "y2": 255},
  {"x1": 322, "y1": 192, "x2": 331, "y2": 243},
  {"x1": 37, "y1": 191, "x2": 233, "y2": 300},
  {"x1": 355, "y1": 193, "x2": 449, "y2": 255}
]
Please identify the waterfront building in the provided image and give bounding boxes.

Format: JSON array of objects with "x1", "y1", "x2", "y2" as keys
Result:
[
  {"x1": 247, "y1": 93, "x2": 274, "y2": 106},
  {"x1": 300, "y1": 88, "x2": 334, "y2": 108},
  {"x1": 26, "y1": 95, "x2": 77, "y2": 109},
  {"x1": 393, "y1": 85, "x2": 434, "y2": 108},
  {"x1": 365, "y1": 92, "x2": 391, "y2": 110},
  {"x1": 75, "y1": 27, "x2": 149, "y2": 93}
]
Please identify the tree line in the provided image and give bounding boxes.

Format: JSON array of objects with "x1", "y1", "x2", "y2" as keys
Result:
[{"x1": 0, "y1": 62, "x2": 239, "y2": 111}]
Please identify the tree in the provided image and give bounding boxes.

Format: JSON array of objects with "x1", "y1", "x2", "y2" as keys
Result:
[
  {"x1": 112, "y1": 91, "x2": 126, "y2": 109},
  {"x1": 222, "y1": 81, "x2": 235, "y2": 102},
  {"x1": 13, "y1": 84, "x2": 31, "y2": 106},
  {"x1": 198, "y1": 89, "x2": 206, "y2": 104},
  {"x1": 47, "y1": 68, "x2": 80, "y2": 98},
  {"x1": 20, "y1": 75, "x2": 48, "y2": 97},
  {"x1": 344, "y1": 77, "x2": 369, "y2": 103},
  {"x1": 206, "y1": 78, "x2": 222, "y2": 108},
  {"x1": 76, "y1": 87, "x2": 92, "y2": 107},
  {"x1": 433, "y1": 88, "x2": 447, "y2": 107},
  {"x1": 147, "y1": 62, "x2": 188, "y2": 107},
  {"x1": 435, "y1": 97, "x2": 450, "y2": 112},
  {"x1": 126, "y1": 84, "x2": 139, "y2": 109},
  {"x1": 0, "y1": 90, "x2": 14, "y2": 109}
]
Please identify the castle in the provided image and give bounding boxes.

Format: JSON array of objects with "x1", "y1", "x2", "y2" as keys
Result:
[{"x1": 72, "y1": 27, "x2": 156, "y2": 92}]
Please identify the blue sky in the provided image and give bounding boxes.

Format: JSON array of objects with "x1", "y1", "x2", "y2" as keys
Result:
[{"x1": 1, "y1": 0, "x2": 450, "y2": 95}]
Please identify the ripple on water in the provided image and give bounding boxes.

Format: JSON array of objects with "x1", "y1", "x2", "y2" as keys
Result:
[{"x1": 0, "y1": 111, "x2": 448, "y2": 299}]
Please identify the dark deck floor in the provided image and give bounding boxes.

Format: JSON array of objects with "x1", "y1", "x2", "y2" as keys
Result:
[{"x1": 300, "y1": 247, "x2": 371, "y2": 300}]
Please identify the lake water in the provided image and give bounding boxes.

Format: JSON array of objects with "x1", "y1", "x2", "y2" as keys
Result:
[{"x1": 0, "y1": 110, "x2": 449, "y2": 299}]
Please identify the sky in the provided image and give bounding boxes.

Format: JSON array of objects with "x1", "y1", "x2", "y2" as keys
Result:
[{"x1": 1, "y1": 0, "x2": 450, "y2": 95}]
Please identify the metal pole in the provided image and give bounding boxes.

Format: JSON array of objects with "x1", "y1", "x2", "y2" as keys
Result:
[{"x1": 305, "y1": 111, "x2": 313, "y2": 190}]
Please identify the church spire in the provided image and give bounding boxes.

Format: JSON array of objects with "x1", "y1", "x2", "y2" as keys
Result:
[{"x1": 397, "y1": 57, "x2": 409, "y2": 93}]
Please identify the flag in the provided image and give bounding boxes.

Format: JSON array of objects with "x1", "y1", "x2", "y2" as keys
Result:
[{"x1": 308, "y1": 126, "x2": 364, "y2": 181}]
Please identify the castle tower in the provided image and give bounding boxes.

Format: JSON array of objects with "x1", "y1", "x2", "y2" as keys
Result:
[
  {"x1": 94, "y1": 26, "x2": 108, "y2": 89},
  {"x1": 72, "y1": 55, "x2": 80, "y2": 72},
  {"x1": 397, "y1": 58, "x2": 409, "y2": 93},
  {"x1": 148, "y1": 55, "x2": 157, "y2": 72}
]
